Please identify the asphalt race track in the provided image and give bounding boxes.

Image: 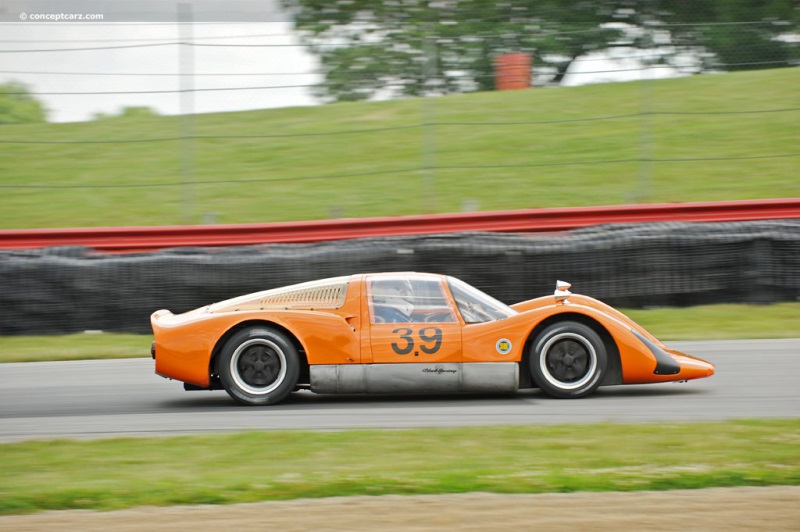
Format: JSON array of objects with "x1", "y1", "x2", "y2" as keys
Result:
[{"x1": 1, "y1": 339, "x2": 798, "y2": 442}]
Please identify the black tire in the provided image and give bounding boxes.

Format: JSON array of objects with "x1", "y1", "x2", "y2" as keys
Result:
[
  {"x1": 218, "y1": 326, "x2": 300, "y2": 406},
  {"x1": 530, "y1": 321, "x2": 607, "y2": 399}
]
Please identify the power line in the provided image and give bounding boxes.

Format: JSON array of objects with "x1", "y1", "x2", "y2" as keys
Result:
[
  {"x1": 546, "y1": 62, "x2": 796, "y2": 76},
  {"x1": 0, "y1": 42, "x2": 173, "y2": 53},
  {"x1": 0, "y1": 18, "x2": 788, "y2": 26},
  {"x1": 1, "y1": 59, "x2": 791, "y2": 79},
  {"x1": 436, "y1": 109, "x2": 800, "y2": 126},
  {"x1": 0, "y1": 69, "x2": 318, "y2": 76},
  {"x1": 0, "y1": 32, "x2": 298, "y2": 44},
  {"x1": 2, "y1": 154, "x2": 797, "y2": 189},
  {"x1": 1, "y1": 22, "x2": 792, "y2": 48},
  {"x1": 0, "y1": 125, "x2": 422, "y2": 144},
  {"x1": 437, "y1": 153, "x2": 800, "y2": 170},
  {"x1": 1, "y1": 108, "x2": 796, "y2": 145},
  {"x1": 0, "y1": 167, "x2": 419, "y2": 189},
  {"x1": 6, "y1": 83, "x2": 320, "y2": 95},
  {"x1": 645, "y1": 20, "x2": 797, "y2": 27},
  {"x1": 4, "y1": 18, "x2": 791, "y2": 53},
  {"x1": 0, "y1": 41, "x2": 346, "y2": 53}
]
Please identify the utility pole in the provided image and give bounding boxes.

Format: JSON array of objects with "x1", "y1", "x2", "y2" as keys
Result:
[
  {"x1": 421, "y1": 23, "x2": 438, "y2": 213},
  {"x1": 178, "y1": 3, "x2": 196, "y2": 224}
]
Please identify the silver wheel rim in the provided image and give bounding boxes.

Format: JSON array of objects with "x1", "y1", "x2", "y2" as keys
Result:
[
  {"x1": 539, "y1": 332, "x2": 598, "y2": 390},
  {"x1": 230, "y1": 338, "x2": 288, "y2": 395}
]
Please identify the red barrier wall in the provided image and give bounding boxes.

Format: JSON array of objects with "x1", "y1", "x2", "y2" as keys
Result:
[{"x1": 1, "y1": 198, "x2": 798, "y2": 253}]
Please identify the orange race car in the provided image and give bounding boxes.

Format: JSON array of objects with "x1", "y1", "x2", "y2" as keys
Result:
[{"x1": 150, "y1": 273, "x2": 714, "y2": 406}]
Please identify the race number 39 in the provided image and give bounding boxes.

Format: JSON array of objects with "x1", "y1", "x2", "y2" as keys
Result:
[{"x1": 391, "y1": 327, "x2": 443, "y2": 355}]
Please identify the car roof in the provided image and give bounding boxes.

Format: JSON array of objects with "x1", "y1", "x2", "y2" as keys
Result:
[{"x1": 361, "y1": 272, "x2": 447, "y2": 282}]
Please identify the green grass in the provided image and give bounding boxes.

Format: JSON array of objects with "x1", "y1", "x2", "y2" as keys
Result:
[
  {"x1": 0, "y1": 420, "x2": 798, "y2": 515},
  {"x1": 623, "y1": 302, "x2": 800, "y2": 341},
  {"x1": 1, "y1": 68, "x2": 798, "y2": 229},
  {"x1": 0, "y1": 302, "x2": 797, "y2": 363},
  {"x1": 0, "y1": 332, "x2": 149, "y2": 363}
]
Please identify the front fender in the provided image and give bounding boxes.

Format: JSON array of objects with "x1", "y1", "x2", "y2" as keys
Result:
[{"x1": 516, "y1": 295, "x2": 714, "y2": 384}]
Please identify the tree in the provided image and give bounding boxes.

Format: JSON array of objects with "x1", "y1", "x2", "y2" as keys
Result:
[
  {"x1": 93, "y1": 106, "x2": 160, "y2": 121},
  {"x1": 284, "y1": 0, "x2": 628, "y2": 101},
  {"x1": 654, "y1": 0, "x2": 799, "y2": 72},
  {"x1": 283, "y1": 0, "x2": 798, "y2": 102},
  {"x1": 0, "y1": 82, "x2": 47, "y2": 124}
]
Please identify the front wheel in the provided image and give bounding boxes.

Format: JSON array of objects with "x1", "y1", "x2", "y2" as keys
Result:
[
  {"x1": 218, "y1": 327, "x2": 300, "y2": 406},
  {"x1": 530, "y1": 321, "x2": 607, "y2": 398}
]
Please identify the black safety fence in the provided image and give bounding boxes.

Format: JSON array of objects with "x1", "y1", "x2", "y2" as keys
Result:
[{"x1": 1, "y1": 220, "x2": 798, "y2": 335}]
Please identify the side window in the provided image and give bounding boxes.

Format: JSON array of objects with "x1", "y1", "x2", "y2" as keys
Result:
[{"x1": 369, "y1": 278, "x2": 456, "y2": 324}]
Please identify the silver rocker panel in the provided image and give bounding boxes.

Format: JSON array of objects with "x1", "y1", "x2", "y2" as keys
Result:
[{"x1": 309, "y1": 362, "x2": 519, "y2": 395}]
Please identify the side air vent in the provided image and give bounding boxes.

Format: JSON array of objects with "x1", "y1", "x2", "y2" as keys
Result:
[
  {"x1": 259, "y1": 282, "x2": 347, "y2": 309},
  {"x1": 208, "y1": 276, "x2": 350, "y2": 313}
]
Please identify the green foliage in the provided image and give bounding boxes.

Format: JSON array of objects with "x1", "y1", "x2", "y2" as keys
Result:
[
  {"x1": 655, "y1": 0, "x2": 799, "y2": 72},
  {"x1": 93, "y1": 106, "x2": 160, "y2": 121},
  {"x1": 1, "y1": 420, "x2": 798, "y2": 514},
  {"x1": 284, "y1": 0, "x2": 629, "y2": 100},
  {"x1": 0, "y1": 82, "x2": 47, "y2": 124},
  {"x1": 119, "y1": 106, "x2": 159, "y2": 119},
  {"x1": 284, "y1": 0, "x2": 798, "y2": 101}
]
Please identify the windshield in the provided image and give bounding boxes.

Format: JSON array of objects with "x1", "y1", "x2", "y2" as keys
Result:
[{"x1": 446, "y1": 277, "x2": 517, "y2": 323}]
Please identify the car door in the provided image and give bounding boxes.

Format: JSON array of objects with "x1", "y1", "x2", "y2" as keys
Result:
[{"x1": 367, "y1": 275, "x2": 461, "y2": 364}]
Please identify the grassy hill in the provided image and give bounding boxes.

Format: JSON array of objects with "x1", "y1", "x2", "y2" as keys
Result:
[{"x1": 0, "y1": 68, "x2": 797, "y2": 229}]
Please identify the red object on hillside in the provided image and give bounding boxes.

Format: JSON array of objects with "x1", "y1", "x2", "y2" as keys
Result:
[
  {"x1": 0, "y1": 198, "x2": 797, "y2": 254},
  {"x1": 494, "y1": 53, "x2": 532, "y2": 90}
]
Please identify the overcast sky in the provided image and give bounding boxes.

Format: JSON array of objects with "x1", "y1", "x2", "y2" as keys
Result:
[
  {"x1": 0, "y1": 0, "x2": 680, "y2": 123},
  {"x1": 0, "y1": 0, "x2": 320, "y2": 122}
]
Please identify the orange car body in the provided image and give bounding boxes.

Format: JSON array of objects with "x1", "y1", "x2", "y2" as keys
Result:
[{"x1": 151, "y1": 273, "x2": 714, "y2": 403}]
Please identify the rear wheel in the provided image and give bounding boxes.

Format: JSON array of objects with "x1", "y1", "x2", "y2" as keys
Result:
[
  {"x1": 218, "y1": 326, "x2": 299, "y2": 406},
  {"x1": 530, "y1": 321, "x2": 607, "y2": 398}
]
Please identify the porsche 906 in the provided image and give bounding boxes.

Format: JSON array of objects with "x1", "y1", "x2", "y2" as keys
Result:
[{"x1": 150, "y1": 273, "x2": 714, "y2": 406}]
